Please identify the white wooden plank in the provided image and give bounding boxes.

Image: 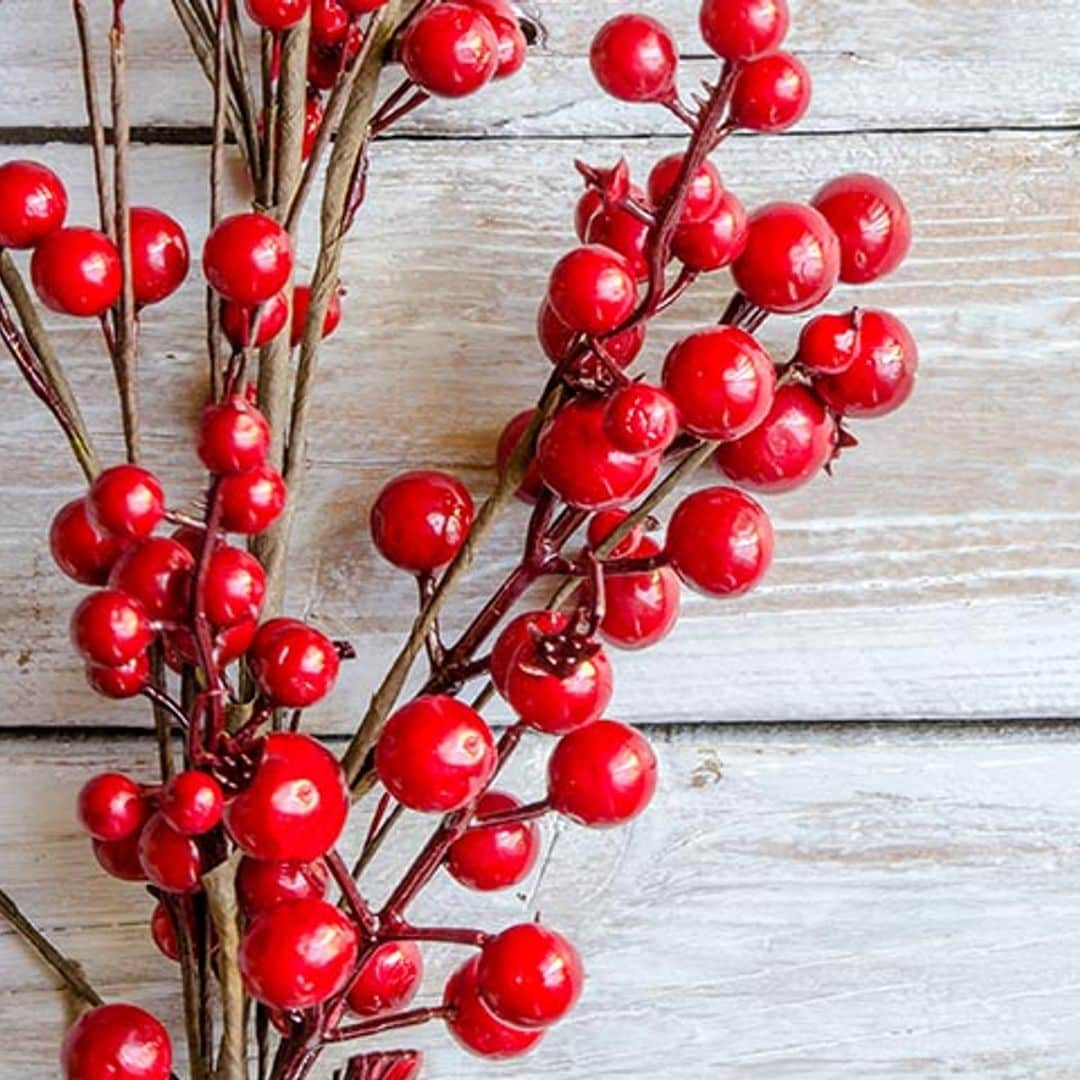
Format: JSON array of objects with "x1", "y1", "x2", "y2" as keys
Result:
[{"x1": 1, "y1": 728, "x2": 1079, "y2": 1076}]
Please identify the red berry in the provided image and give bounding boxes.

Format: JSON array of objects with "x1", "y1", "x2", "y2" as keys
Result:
[
  {"x1": 812, "y1": 173, "x2": 912, "y2": 284},
  {"x1": 495, "y1": 410, "x2": 545, "y2": 504},
  {"x1": 240, "y1": 898, "x2": 359, "y2": 1009},
  {"x1": 306, "y1": 26, "x2": 363, "y2": 89},
  {"x1": 77, "y1": 772, "x2": 147, "y2": 841},
  {"x1": 672, "y1": 189, "x2": 749, "y2": 271},
  {"x1": 401, "y1": 4, "x2": 499, "y2": 98},
  {"x1": 340, "y1": 0, "x2": 389, "y2": 12},
  {"x1": 50, "y1": 498, "x2": 127, "y2": 585},
  {"x1": 150, "y1": 902, "x2": 180, "y2": 962},
  {"x1": 547, "y1": 245, "x2": 638, "y2": 335},
  {"x1": 71, "y1": 590, "x2": 154, "y2": 666},
  {"x1": 248, "y1": 618, "x2": 340, "y2": 708},
  {"x1": 699, "y1": 0, "x2": 789, "y2": 60},
  {"x1": 0, "y1": 159, "x2": 67, "y2": 248},
  {"x1": 584, "y1": 202, "x2": 651, "y2": 282},
  {"x1": 813, "y1": 309, "x2": 918, "y2": 417},
  {"x1": 537, "y1": 297, "x2": 645, "y2": 365},
  {"x1": 160, "y1": 770, "x2": 224, "y2": 835},
  {"x1": 138, "y1": 812, "x2": 204, "y2": 894},
  {"x1": 346, "y1": 940, "x2": 424, "y2": 1016},
  {"x1": 548, "y1": 719, "x2": 657, "y2": 827},
  {"x1": 796, "y1": 310, "x2": 860, "y2": 374},
  {"x1": 661, "y1": 325, "x2": 776, "y2": 440},
  {"x1": 586, "y1": 507, "x2": 646, "y2": 558},
  {"x1": 225, "y1": 731, "x2": 349, "y2": 860},
  {"x1": 198, "y1": 396, "x2": 272, "y2": 475},
  {"x1": 87, "y1": 654, "x2": 151, "y2": 699},
  {"x1": 108, "y1": 538, "x2": 194, "y2": 622},
  {"x1": 88, "y1": 465, "x2": 166, "y2": 540},
  {"x1": 203, "y1": 212, "x2": 293, "y2": 306},
  {"x1": 376, "y1": 694, "x2": 497, "y2": 812},
  {"x1": 221, "y1": 290, "x2": 289, "y2": 349},
  {"x1": 732, "y1": 202, "x2": 840, "y2": 314},
  {"x1": 590, "y1": 14, "x2": 678, "y2": 103},
  {"x1": 574, "y1": 187, "x2": 604, "y2": 241},
  {"x1": 31, "y1": 227, "x2": 121, "y2": 317},
  {"x1": 478, "y1": 923, "x2": 583, "y2": 1029},
  {"x1": 443, "y1": 956, "x2": 545, "y2": 1059},
  {"x1": 646, "y1": 153, "x2": 723, "y2": 225},
  {"x1": 600, "y1": 536, "x2": 681, "y2": 650},
  {"x1": 370, "y1": 470, "x2": 474, "y2": 573},
  {"x1": 311, "y1": 0, "x2": 349, "y2": 46},
  {"x1": 129, "y1": 207, "x2": 189, "y2": 307},
  {"x1": 666, "y1": 486, "x2": 773, "y2": 596},
  {"x1": 245, "y1": 0, "x2": 311, "y2": 30},
  {"x1": 536, "y1": 397, "x2": 660, "y2": 510},
  {"x1": 218, "y1": 464, "x2": 286, "y2": 534},
  {"x1": 236, "y1": 857, "x2": 329, "y2": 920},
  {"x1": 165, "y1": 618, "x2": 258, "y2": 673},
  {"x1": 603, "y1": 383, "x2": 679, "y2": 455},
  {"x1": 203, "y1": 546, "x2": 266, "y2": 627},
  {"x1": 489, "y1": 610, "x2": 569, "y2": 696},
  {"x1": 290, "y1": 282, "x2": 342, "y2": 346},
  {"x1": 461, "y1": 0, "x2": 527, "y2": 78},
  {"x1": 61, "y1": 1003, "x2": 172, "y2": 1080},
  {"x1": 715, "y1": 383, "x2": 837, "y2": 492},
  {"x1": 730, "y1": 51, "x2": 811, "y2": 132},
  {"x1": 446, "y1": 790, "x2": 540, "y2": 891}
]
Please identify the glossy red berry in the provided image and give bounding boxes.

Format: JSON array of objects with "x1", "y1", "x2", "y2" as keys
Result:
[
  {"x1": 546, "y1": 245, "x2": 637, "y2": 335},
  {"x1": 221, "y1": 290, "x2": 289, "y2": 349},
  {"x1": 92, "y1": 830, "x2": 147, "y2": 882},
  {"x1": 311, "y1": 0, "x2": 349, "y2": 46},
  {"x1": 699, "y1": 0, "x2": 788, "y2": 60},
  {"x1": 61, "y1": 1003, "x2": 172, "y2": 1080},
  {"x1": 489, "y1": 610, "x2": 569, "y2": 696},
  {"x1": 446, "y1": 790, "x2": 540, "y2": 891},
  {"x1": 478, "y1": 923, "x2": 583, "y2": 1029},
  {"x1": 50, "y1": 498, "x2": 127, "y2": 585},
  {"x1": 218, "y1": 464, "x2": 287, "y2": 534},
  {"x1": 31, "y1": 227, "x2": 121, "y2": 317},
  {"x1": 715, "y1": 383, "x2": 837, "y2": 492},
  {"x1": 340, "y1": 0, "x2": 389, "y2": 12},
  {"x1": 666, "y1": 485, "x2": 773, "y2": 596},
  {"x1": 77, "y1": 772, "x2": 147, "y2": 841},
  {"x1": 164, "y1": 618, "x2": 258, "y2": 673},
  {"x1": 225, "y1": 731, "x2": 349, "y2": 860},
  {"x1": 88, "y1": 465, "x2": 166, "y2": 540},
  {"x1": 87, "y1": 654, "x2": 151, "y2": 699},
  {"x1": 536, "y1": 397, "x2": 660, "y2": 510},
  {"x1": 248, "y1": 618, "x2": 340, "y2": 708},
  {"x1": 730, "y1": 50, "x2": 811, "y2": 132},
  {"x1": 71, "y1": 590, "x2": 154, "y2": 666},
  {"x1": 584, "y1": 203, "x2": 651, "y2": 281},
  {"x1": 304, "y1": 95, "x2": 323, "y2": 160},
  {"x1": 495, "y1": 410, "x2": 545, "y2": 504},
  {"x1": 240, "y1": 898, "x2": 359, "y2": 1009},
  {"x1": 732, "y1": 202, "x2": 840, "y2": 314},
  {"x1": 370, "y1": 470, "x2": 474, "y2": 573},
  {"x1": 462, "y1": 0, "x2": 526, "y2": 78},
  {"x1": 346, "y1": 940, "x2": 424, "y2": 1016},
  {"x1": 646, "y1": 153, "x2": 723, "y2": 224},
  {"x1": 548, "y1": 719, "x2": 657, "y2": 827},
  {"x1": 600, "y1": 536, "x2": 681, "y2": 650},
  {"x1": 150, "y1": 902, "x2": 180, "y2": 962},
  {"x1": 813, "y1": 308, "x2": 918, "y2": 417},
  {"x1": 603, "y1": 383, "x2": 679, "y2": 455},
  {"x1": 160, "y1": 770, "x2": 224, "y2": 836},
  {"x1": 236, "y1": 857, "x2": 329, "y2": 920},
  {"x1": 0, "y1": 159, "x2": 67, "y2": 248},
  {"x1": 198, "y1": 396, "x2": 272, "y2": 475},
  {"x1": 796, "y1": 310, "x2": 860, "y2": 374},
  {"x1": 537, "y1": 297, "x2": 645, "y2": 366},
  {"x1": 401, "y1": 4, "x2": 499, "y2": 98},
  {"x1": 306, "y1": 25, "x2": 364, "y2": 89},
  {"x1": 661, "y1": 325, "x2": 776, "y2": 440},
  {"x1": 672, "y1": 189, "x2": 748, "y2": 271},
  {"x1": 203, "y1": 546, "x2": 266, "y2": 627},
  {"x1": 590, "y1": 14, "x2": 677, "y2": 103},
  {"x1": 203, "y1": 212, "x2": 293, "y2": 306},
  {"x1": 586, "y1": 507, "x2": 646, "y2": 557},
  {"x1": 812, "y1": 173, "x2": 912, "y2": 284},
  {"x1": 376, "y1": 694, "x2": 497, "y2": 812},
  {"x1": 245, "y1": 0, "x2": 311, "y2": 30},
  {"x1": 443, "y1": 957, "x2": 545, "y2": 1059},
  {"x1": 108, "y1": 538, "x2": 194, "y2": 622},
  {"x1": 138, "y1": 812, "x2": 204, "y2": 894},
  {"x1": 290, "y1": 282, "x2": 342, "y2": 346},
  {"x1": 129, "y1": 206, "x2": 189, "y2": 307}
]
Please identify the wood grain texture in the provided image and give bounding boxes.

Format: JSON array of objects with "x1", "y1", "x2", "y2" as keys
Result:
[{"x1": 2, "y1": 727, "x2": 1080, "y2": 1077}]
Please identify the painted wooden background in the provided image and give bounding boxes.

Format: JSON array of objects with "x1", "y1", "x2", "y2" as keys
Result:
[{"x1": 0, "y1": 0, "x2": 1077, "y2": 1075}]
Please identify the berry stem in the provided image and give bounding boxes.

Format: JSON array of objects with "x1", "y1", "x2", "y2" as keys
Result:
[
  {"x1": 71, "y1": 0, "x2": 114, "y2": 238},
  {"x1": 472, "y1": 797, "x2": 550, "y2": 827},
  {"x1": 383, "y1": 924, "x2": 489, "y2": 947},
  {"x1": 325, "y1": 850, "x2": 378, "y2": 938},
  {"x1": 326, "y1": 1006, "x2": 448, "y2": 1044}
]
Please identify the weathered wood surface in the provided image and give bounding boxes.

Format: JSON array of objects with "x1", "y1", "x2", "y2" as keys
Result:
[{"x1": 2, "y1": 727, "x2": 1079, "y2": 1077}]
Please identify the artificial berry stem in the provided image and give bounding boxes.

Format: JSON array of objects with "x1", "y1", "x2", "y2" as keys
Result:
[
  {"x1": 327, "y1": 1006, "x2": 449, "y2": 1044},
  {"x1": 473, "y1": 798, "x2": 550, "y2": 827},
  {"x1": 325, "y1": 850, "x2": 378, "y2": 938}
]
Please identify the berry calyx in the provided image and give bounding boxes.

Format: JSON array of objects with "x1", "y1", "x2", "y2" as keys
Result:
[
  {"x1": 646, "y1": 153, "x2": 723, "y2": 224},
  {"x1": 236, "y1": 857, "x2": 329, "y2": 920},
  {"x1": 160, "y1": 770, "x2": 224, "y2": 835},
  {"x1": 400, "y1": 4, "x2": 499, "y2": 98},
  {"x1": 495, "y1": 410, "x2": 545, "y2": 504},
  {"x1": 346, "y1": 940, "x2": 424, "y2": 1016},
  {"x1": 478, "y1": 923, "x2": 583, "y2": 1028},
  {"x1": 61, "y1": 1003, "x2": 172, "y2": 1080},
  {"x1": 203, "y1": 212, "x2": 293, "y2": 306},
  {"x1": 218, "y1": 464, "x2": 287, "y2": 534},
  {"x1": 661, "y1": 325, "x2": 776, "y2": 440},
  {"x1": 600, "y1": 536, "x2": 681, "y2": 650},
  {"x1": 108, "y1": 538, "x2": 195, "y2": 623},
  {"x1": 0, "y1": 159, "x2": 67, "y2": 249},
  {"x1": 77, "y1": 772, "x2": 147, "y2": 842},
  {"x1": 370, "y1": 470, "x2": 474, "y2": 573},
  {"x1": 546, "y1": 245, "x2": 638, "y2": 335},
  {"x1": 590, "y1": 14, "x2": 678, "y2": 104},
  {"x1": 138, "y1": 812, "x2": 204, "y2": 894},
  {"x1": 290, "y1": 282, "x2": 343, "y2": 346},
  {"x1": 129, "y1": 206, "x2": 189, "y2": 307},
  {"x1": 198, "y1": 396, "x2": 272, "y2": 475},
  {"x1": 71, "y1": 590, "x2": 154, "y2": 667},
  {"x1": 730, "y1": 50, "x2": 812, "y2": 132},
  {"x1": 248, "y1": 618, "x2": 340, "y2": 707},
  {"x1": 796, "y1": 309, "x2": 860, "y2": 374},
  {"x1": 666, "y1": 485, "x2": 774, "y2": 596},
  {"x1": 87, "y1": 653, "x2": 151, "y2": 699},
  {"x1": 671, "y1": 189, "x2": 748, "y2": 271},
  {"x1": 49, "y1": 498, "x2": 127, "y2": 585},
  {"x1": 150, "y1": 902, "x2": 180, "y2": 962},
  {"x1": 699, "y1": 0, "x2": 789, "y2": 61},
  {"x1": 239, "y1": 898, "x2": 359, "y2": 1010},
  {"x1": 88, "y1": 465, "x2": 166, "y2": 540},
  {"x1": 443, "y1": 956, "x2": 545, "y2": 1058},
  {"x1": 446, "y1": 790, "x2": 540, "y2": 891},
  {"x1": 548, "y1": 719, "x2": 657, "y2": 827},
  {"x1": 31, "y1": 227, "x2": 121, "y2": 317},
  {"x1": 376, "y1": 694, "x2": 497, "y2": 812},
  {"x1": 603, "y1": 383, "x2": 680, "y2": 455},
  {"x1": 245, "y1": 0, "x2": 311, "y2": 30},
  {"x1": 489, "y1": 610, "x2": 569, "y2": 695},
  {"x1": 203, "y1": 546, "x2": 267, "y2": 627},
  {"x1": 221, "y1": 290, "x2": 289, "y2": 349},
  {"x1": 715, "y1": 383, "x2": 837, "y2": 492}
]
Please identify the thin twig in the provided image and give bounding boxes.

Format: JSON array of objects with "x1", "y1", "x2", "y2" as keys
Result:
[
  {"x1": 72, "y1": 0, "x2": 113, "y2": 237},
  {"x1": 203, "y1": 853, "x2": 248, "y2": 1080}
]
